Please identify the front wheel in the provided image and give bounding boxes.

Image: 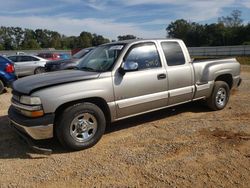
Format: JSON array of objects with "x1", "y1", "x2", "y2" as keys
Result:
[
  {"x1": 56, "y1": 102, "x2": 106, "y2": 150},
  {"x1": 206, "y1": 81, "x2": 230, "y2": 110}
]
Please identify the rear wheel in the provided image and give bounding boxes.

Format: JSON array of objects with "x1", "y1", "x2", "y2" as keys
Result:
[
  {"x1": 34, "y1": 67, "x2": 45, "y2": 74},
  {"x1": 0, "y1": 80, "x2": 4, "y2": 94},
  {"x1": 56, "y1": 102, "x2": 106, "y2": 150},
  {"x1": 207, "y1": 81, "x2": 230, "y2": 110}
]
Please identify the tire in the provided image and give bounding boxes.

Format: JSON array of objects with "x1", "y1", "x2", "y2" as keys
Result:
[
  {"x1": 207, "y1": 81, "x2": 230, "y2": 111},
  {"x1": 34, "y1": 67, "x2": 45, "y2": 74},
  {"x1": 0, "y1": 79, "x2": 4, "y2": 94},
  {"x1": 56, "y1": 102, "x2": 106, "y2": 150}
]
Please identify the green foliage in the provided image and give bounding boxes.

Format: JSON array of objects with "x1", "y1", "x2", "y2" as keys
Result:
[
  {"x1": 166, "y1": 10, "x2": 250, "y2": 47},
  {"x1": 117, "y1": 35, "x2": 137, "y2": 41},
  {"x1": 0, "y1": 27, "x2": 110, "y2": 50}
]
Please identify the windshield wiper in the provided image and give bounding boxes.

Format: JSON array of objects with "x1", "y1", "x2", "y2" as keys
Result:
[{"x1": 79, "y1": 66, "x2": 96, "y2": 72}]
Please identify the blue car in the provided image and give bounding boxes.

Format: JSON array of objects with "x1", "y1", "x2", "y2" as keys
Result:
[
  {"x1": 0, "y1": 55, "x2": 16, "y2": 94},
  {"x1": 59, "y1": 53, "x2": 71, "y2": 60}
]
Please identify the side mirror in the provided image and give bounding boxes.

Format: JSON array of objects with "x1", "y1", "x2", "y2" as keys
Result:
[{"x1": 119, "y1": 61, "x2": 138, "y2": 75}]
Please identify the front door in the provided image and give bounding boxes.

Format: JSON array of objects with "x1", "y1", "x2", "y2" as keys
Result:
[{"x1": 113, "y1": 42, "x2": 168, "y2": 119}]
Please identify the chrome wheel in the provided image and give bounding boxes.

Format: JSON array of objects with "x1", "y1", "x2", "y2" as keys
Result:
[
  {"x1": 216, "y1": 88, "x2": 227, "y2": 107},
  {"x1": 70, "y1": 113, "x2": 97, "y2": 142}
]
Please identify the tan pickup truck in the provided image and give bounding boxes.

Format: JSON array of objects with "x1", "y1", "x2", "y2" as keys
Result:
[{"x1": 8, "y1": 39, "x2": 241, "y2": 151}]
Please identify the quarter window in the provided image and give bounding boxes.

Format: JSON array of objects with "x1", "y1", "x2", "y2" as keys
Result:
[
  {"x1": 20, "y1": 56, "x2": 33, "y2": 62},
  {"x1": 161, "y1": 42, "x2": 186, "y2": 66},
  {"x1": 125, "y1": 43, "x2": 161, "y2": 70}
]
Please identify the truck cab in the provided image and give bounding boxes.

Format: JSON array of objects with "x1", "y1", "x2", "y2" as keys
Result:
[{"x1": 8, "y1": 39, "x2": 241, "y2": 151}]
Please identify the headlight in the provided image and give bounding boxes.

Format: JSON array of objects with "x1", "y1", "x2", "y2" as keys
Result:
[{"x1": 20, "y1": 96, "x2": 42, "y2": 105}]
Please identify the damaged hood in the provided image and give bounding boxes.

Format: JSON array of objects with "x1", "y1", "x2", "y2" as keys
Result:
[{"x1": 12, "y1": 70, "x2": 100, "y2": 95}]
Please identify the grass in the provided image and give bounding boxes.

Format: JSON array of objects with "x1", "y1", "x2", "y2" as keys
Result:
[{"x1": 236, "y1": 56, "x2": 250, "y2": 65}]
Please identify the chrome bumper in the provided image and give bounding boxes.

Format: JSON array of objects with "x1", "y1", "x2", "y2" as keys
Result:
[
  {"x1": 8, "y1": 106, "x2": 55, "y2": 140},
  {"x1": 10, "y1": 120, "x2": 53, "y2": 140}
]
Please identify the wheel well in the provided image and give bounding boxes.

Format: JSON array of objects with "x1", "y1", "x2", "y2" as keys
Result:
[
  {"x1": 54, "y1": 97, "x2": 111, "y2": 125},
  {"x1": 0, "y1": 77, "x2": 6, "y2": 87},
  {"x1": 215, "y1": 74, "x2": 233, "y2": 89}
]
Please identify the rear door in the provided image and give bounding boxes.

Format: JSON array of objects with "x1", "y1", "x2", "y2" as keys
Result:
[
  {"x1": 160, "y1": 41, "x2": 194, "y2": 105},
  {"x1": 15, "y1": 56, "x2": 36, "y2": 76}
]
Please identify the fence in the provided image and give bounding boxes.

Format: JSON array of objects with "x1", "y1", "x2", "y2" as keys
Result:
[
  {"x1": 1, "y1": 45, "x2": 250, "y2": 57},
  {"x1": 188, "y1": 45, "x2": 250, "y2": 57}
]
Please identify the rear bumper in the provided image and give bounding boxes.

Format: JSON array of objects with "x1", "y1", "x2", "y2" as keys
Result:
[{"x1": 8, "y1": 106, "x2": 54, "y2": 140}]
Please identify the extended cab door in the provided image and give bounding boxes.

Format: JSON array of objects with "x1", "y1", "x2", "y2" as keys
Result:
[
  {"x1": 113, "y1": 42, "x2": 168, "y2": 119},
  {"x1": 160, "y1": 41, "x2": 194, "y2": 105}
]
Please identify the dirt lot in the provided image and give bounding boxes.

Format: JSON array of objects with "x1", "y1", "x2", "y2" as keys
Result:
[{"x1": 0, "y1": 67, "x2": 249, "y2": 188}]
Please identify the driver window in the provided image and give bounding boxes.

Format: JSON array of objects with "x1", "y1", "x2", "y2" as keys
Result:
[{"x1": 125, "y1": 43, "x2": 161, "y2": 70}]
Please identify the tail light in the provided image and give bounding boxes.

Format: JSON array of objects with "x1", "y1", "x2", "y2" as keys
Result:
[{"x1": 5, "y1": 63, "x2": 15, "y2": 73}]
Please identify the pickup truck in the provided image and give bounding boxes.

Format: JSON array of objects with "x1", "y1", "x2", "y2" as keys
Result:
[{"x1": 8, "y1": 39, "x2": 241, "y2": 151}]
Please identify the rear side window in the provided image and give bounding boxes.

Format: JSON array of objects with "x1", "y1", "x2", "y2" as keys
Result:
[
  {"x1": 8, "y1": 56, "x2": 17, "y2": 62},
  {"x1": 161, "y1": 42, "x2": 185, "y2": 66},
  {"x1": 20, "y1": 56, "x2": 33, "y2": 62},
  {"x1": 31, "y1": 57, "x2": 39, "y2": 61}
]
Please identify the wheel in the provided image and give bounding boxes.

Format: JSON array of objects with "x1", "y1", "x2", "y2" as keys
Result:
[
  {"x1": 34, "y1": 67, "x2": 45, "y2": 74},
  {"x1": 0, "y1": 80, "x2": 4, "y2": 94},
  {"x1": 207, "y1": 81, "x2": 230, "y2": 110},
  {"x1": 56, "y1": 102, "x2": 106, "y2": 150}
]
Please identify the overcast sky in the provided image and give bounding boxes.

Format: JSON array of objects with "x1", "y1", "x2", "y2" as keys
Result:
[{"x1": 0, "y1": 0, "x2": 249, "y2": 40}]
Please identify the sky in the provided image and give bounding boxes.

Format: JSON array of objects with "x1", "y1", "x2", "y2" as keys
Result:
[{"x1": 0, "y1": 0, "x2": 250, "y2": 40}]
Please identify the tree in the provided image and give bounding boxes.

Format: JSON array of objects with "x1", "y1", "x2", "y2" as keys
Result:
[
  {"x1": 117, "y1": 35, "x2": 137, "y2": 41},
  {"x1": 218, "y1": 10, "x2": 243, "y2": 27},
  {"x1": 21, "y1": 29, "x2": 40, "y2": 49},
  {"x1": 92, "y1": 34, "x2": 109, "y2": 46}
]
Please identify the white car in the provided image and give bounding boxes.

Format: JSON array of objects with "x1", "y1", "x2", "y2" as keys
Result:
[{"x1": 7, "y1": 54, "x2": 48, "y2": 77}]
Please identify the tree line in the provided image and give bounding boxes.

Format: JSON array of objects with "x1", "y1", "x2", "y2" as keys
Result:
[
  {"x1": 166, "y1": 10, "x2": 250, "y2": 47},
  {"x1": 0, "y1": 10, "x2": 249, "y2": 50},
  {"x1": 0, "y1": 28, "x2": 110, "y2": 50}
]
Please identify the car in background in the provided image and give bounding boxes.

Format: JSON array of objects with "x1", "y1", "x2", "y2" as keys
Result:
[
  {"x1": 45, "y1": 47, "x2": 94, "y2": 72},
  {"x1": 7, "y1": 54, "x2": 47, "y2": 77},
  {"x1": 0, "y1": 55, "x2": 16, "y2": 94},
  {"x1": 59, "y1": 53, "x2": 71, "y2": 60},
  {"x1": 37, "y1": 53, "x2": 60, "y2": 61},
  {"x1": 72, "y1": 47, "x2": 95, "y2": 59}
]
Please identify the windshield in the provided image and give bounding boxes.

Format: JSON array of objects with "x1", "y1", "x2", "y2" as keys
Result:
[
  {"x1": 77, "y1": 44, "x2": 125, "y2": 72},
  {"x1": 73, "y1": 48, "x2": 93, "y2": 59}
]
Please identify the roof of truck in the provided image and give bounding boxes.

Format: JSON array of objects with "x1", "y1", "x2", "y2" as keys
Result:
[{"x1": 103, "y1": 38, "x2": 182, "y2": 46}]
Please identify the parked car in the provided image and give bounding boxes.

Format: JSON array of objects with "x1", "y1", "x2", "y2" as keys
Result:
[
  {"x1": 7, "y1": 54, "x2": 47, "y2": 77},
  {"x1": 59, "y1": 53, "x2": 71, "y2": 60},
  {"x1": 37, "y1": 53, "x2": 60, "y2": 61},
  {"x1": 8, "y1": 39, "x2": 241, "y2": 151},
  {"x1": 45, "y1": 47, "x2": 94, "y2": 72},
  {"x1": 0, "y1": 55, "x2": 16, "y2": 94}
]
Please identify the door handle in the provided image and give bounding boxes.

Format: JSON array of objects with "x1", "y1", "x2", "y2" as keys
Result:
[{"x1": 157, "y1": 73, "x2": 166, "y2": 80}]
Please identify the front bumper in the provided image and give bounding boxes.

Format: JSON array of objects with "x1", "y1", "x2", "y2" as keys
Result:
[{"x1": 8, "y1": 106, "x2": 55, "y2": 140}]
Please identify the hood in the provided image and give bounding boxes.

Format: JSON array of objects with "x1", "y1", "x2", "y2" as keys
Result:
[
  {"x1": 46, "y1": 58, "x2": 78, "y2": 65},
  {"x1": 12, "y1": 70, "x2": 100, "y2": 95}
]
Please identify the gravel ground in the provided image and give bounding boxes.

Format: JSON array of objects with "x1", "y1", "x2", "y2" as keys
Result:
[{"x1": 0, "y1": 67, "x2": 249, "y2": 187}]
